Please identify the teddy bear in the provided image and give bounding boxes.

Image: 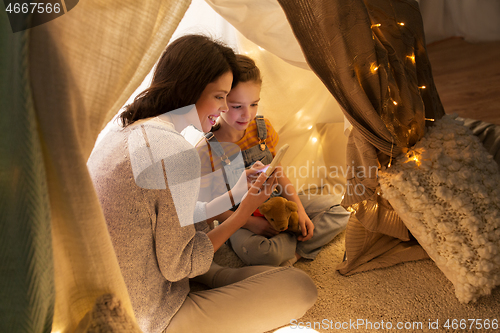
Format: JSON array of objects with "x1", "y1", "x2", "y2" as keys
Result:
[{"x1": 258, "y1": 196, "x2": 301, "y2": 234}]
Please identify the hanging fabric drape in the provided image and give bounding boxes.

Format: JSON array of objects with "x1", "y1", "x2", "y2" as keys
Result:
[
  {"x1": 1, "y1": 13, "x2": 54, "y2": 333},
  {"x1": 277, "y1": 0, "x2": 445, "y2": 274},
  {"x1": 1, "y1": 1, "x2": 190, "y2": 332}
]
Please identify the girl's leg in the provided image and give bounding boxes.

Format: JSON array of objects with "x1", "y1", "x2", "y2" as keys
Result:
[
  {"x1": 229, "y1": 228, "x2": 296, "y2": 266},
  {"x1": 165, "y1": 266, "x2": 317, "y2": 333},
  {"x1": 296, "y1": 195, "x2": 350, "y2": 259}
]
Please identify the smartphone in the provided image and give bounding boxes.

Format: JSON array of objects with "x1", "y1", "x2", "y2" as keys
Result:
[{"x1": 264, "y1": 144, "x2": 289, "y2": 177}]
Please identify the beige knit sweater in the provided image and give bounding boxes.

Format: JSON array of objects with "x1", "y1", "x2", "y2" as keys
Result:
[{"x1": 87, "y1": 118, "x2": 213, "y2": 333}]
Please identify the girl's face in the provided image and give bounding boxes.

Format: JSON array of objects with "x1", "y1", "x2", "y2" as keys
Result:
[
  {"x1": 195, "y1": 71, "x2": 233, "y2": 132},
  {"x1": 222, "y1": 81, "x2": 261, "y2": 132}
]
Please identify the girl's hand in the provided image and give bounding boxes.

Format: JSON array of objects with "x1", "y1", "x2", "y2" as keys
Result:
[
  {"x1": 244, "y1": 161, "x2": 267, "y2": 187},
  {"x1": 249, "y1": 160, "x2": 266, "y2": 170},
  {"x1": 241, "y1": 170, "x2": 278, "y2": 212},
  {"x1": 243, "y1": 216, "x2": 280, "y2": 238},
  {"x1": 297, "y1": 210, "x2": 314, "y2": 241}
]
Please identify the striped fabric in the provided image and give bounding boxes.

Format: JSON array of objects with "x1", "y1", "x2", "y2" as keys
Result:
[
  {"x1": 198, "y1": 117, "x2": 279, "y2": 172},
  {"x1": 233, "y1": 118, "x2": 279, "y2": 156},
  {"x1": 197, "y1": 117, "x2": 279, "y2": 201}
]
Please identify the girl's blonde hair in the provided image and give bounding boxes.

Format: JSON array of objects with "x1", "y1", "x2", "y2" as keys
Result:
[{"x1": 235, "y1": 54, "x2": 262, "y2": 84}]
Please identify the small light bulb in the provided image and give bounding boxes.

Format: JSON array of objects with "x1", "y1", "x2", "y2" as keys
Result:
[
  {"x1": 370, "y1": 63, "x2": 379, "y2": 73},
  {"x1": 398, "y1": 22, "x2": 405, "y2": 26},
  {"x1": 393, "y1": 100, "x2": 398, "y2": 105},
  {"x1": 419, "y1": 85, "x2": 426, "y2": 89},
  {"x1": 371, "y1": 23, "x2": 381, "y2": 28}
]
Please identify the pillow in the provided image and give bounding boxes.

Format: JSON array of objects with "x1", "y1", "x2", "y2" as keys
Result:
[{"x1": 379, "y1": 115, "x2": 500, "y2": 303}]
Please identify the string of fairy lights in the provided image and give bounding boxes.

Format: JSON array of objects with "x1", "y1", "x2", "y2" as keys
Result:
[
  {"x1": 244, "y1": 15, "x2": 436, "y2": 178},
  {"x1": 369, "y1": 19, "x2": 435, "y2": 170}
]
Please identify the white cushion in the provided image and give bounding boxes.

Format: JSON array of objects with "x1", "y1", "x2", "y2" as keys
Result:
[{"x1": 380, "y1": 115, "x2": 500, "y2": 303}]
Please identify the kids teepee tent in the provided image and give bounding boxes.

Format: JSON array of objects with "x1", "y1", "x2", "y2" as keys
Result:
[{"x1": 2, "y1": 0, "x2": 500, "y2": 332}]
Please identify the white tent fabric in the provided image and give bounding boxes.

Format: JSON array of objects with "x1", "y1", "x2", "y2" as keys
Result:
[{"x1": 205, "y1": 0, "x2": 309, "y2": 69}]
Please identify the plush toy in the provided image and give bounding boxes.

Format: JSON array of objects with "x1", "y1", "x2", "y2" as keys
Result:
[{"x1": 258, "y1": 197, "x2": 301, "y2": 234}]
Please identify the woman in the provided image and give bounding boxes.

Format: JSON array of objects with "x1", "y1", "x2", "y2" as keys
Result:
[{"x1": 87, "y1": 34, "x2": 317, "y2": 333}]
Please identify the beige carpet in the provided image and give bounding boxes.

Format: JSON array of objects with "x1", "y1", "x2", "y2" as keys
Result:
[{"x1": 199, "y1": 231, "x2": 500, "y2": 333}]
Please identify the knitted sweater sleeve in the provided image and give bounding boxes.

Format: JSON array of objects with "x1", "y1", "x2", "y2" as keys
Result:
[
  {"x1": 155, "y1": 207, "x2": 213, "y2": 282},
  {"x1": 139, "y1": 123, "x2": 213, "y2": 282}
]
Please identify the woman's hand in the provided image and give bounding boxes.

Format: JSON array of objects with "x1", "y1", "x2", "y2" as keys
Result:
[
  {"x1": 240, "y1": 168, "x2": 279, "y2": 212},
  {"x1": 297, "y1": 210, "x2": 314, "y2": 241},
  {"x1": 230, "y1": 161, "x2": 267, "y2": 204},
  {"x1": 205, "y1": 165, "x2": 278, "y2": 252},
  {"x1": 243, "y1": 216, "x2": 280, "y2": 238}
]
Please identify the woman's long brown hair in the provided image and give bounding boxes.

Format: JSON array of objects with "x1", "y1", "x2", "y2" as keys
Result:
[{"x1": 120, "y1": 35, "x2": 239, "y2": 127}]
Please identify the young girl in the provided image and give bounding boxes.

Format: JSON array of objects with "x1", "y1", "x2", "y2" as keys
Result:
[{"x1": 200, "y1": 54, "x2": 350, "y2": 266}]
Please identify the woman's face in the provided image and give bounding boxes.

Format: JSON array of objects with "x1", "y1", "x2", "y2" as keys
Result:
[
  {"x1": 222, "y1": 81, "x2": 261, "y2": 132},
  {"x1": 195, "y1": 71, "x2": 233, "y2": 132}
]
